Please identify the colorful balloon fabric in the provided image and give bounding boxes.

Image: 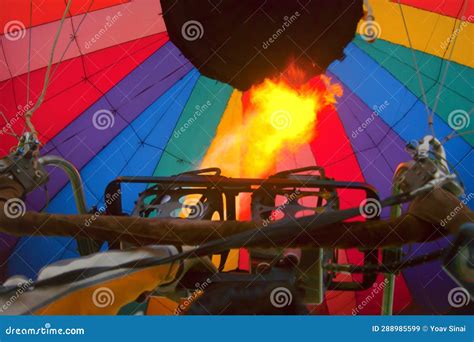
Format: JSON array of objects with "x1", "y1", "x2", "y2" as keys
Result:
[{"x1": 0, "y1": 0, "x2": 472, "y2": 315}]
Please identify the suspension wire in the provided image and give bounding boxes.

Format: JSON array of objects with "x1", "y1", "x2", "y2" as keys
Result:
[
  {"x1": 23, "y1": 0, "x2": 73, "y2": 139},
  {"x1": 361, "y1": 2, "x2": 468, "y2": 151},
  {"x1": 438, "y1": 2, "x2": 473, "y2": 145},
  {"x1": 48, "y1": 1, "x2": 94, "y2": 83},
  {"x1": 430, "y1": 0, "x2": 468, "y2": 121},
  {"x1": 363, "y1": 0, "x2": 373, "y2": 18},
  {"x1": 442, "y1": 129, "x2": 474, "y2": 144},
  {"x1": 0, "y1": 111, "x2": 20, "y2": 138},
  {"x1": 397, "y1": 0, "x2": 434, "y2": 137},
  {"x1": 26, "y1": 0, "x2": 33, "y2": 114},
  {"x1": 20, "y1": 1, "x2": 94, "y2": 138}
]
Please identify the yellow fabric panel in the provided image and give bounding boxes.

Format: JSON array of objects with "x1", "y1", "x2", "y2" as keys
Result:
[
  {"x1": 211, "y1": 254, "x2": 221, "y2": 266},
  {"x1": 201, "y1": 89, "x2": 243, "y2": 271},
  {"x1": 201, "y1": 90, "x2": 243, "y2": 177},
  {"x1": 34, "y1": 264, "x2": 178, "y2": 315},
  {"x1": 360, "y1": 0, "x2": 473, "y2": 68}
]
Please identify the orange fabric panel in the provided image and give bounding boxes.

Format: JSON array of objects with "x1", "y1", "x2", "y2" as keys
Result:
[
  {"x1": 35, "y1": 264, "x2": 178, "y2": 315},
  {"x1": 146, "y1": 296, "x2": 179, "y2": 315},
  {"x1": 201, "y1": 90, "x2": 244, "y2": 271}
]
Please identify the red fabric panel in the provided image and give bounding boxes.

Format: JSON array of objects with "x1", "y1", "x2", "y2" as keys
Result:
[
  {"x1": 394, "y1": 0, "x2": 474, "y2": 22},
  {"x1": 0, "y1": 33, "x2": 168, "y2": 155},
  {"x1": 0, "y1": 0, "x2": 129, "y2": 29}
]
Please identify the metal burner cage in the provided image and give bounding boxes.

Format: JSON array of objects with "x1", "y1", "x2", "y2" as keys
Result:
[{"x1": 104, "y1": 167, "x2": 382, "y2": 304}]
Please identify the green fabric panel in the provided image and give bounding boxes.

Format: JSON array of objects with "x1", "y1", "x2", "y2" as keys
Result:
[
  {"x1": 354, "y1": 37, "x2": 473, "y2": 146},
  {"x1": 153, "y1": 76, "x2": 233, "y2": 176}
]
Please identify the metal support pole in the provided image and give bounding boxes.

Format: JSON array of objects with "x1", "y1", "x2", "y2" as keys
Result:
[
  {"x1": 381, "y1": 185, "x2": 403, "y2": 315},
  {"x1": 38, "y1": 156, "x2": 88, "y2": 213},
  {"x1": 38, "y1": 155, "x2": 99, "y2": 255}
]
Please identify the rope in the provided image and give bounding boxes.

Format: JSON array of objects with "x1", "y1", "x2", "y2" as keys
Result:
[
  {"x1": 442, "y1": 129, "x2": 474, "y2": 144},
  {"x1": 397, "y1": 0, "x2": 434, "y2": 136},
  {"x1": 23, "y1": 0, "x2": 73, "y2": 138}
]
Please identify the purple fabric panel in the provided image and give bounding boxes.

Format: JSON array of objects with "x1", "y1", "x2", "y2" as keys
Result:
[
  {"x1": 26, "y1": 42, "x2": 192, "y2": 211},
  {"x1": 333, "y1": 75, "x2": 456, "y2": 313},
  {"x1": 332, "y1": 77, "x2": 409, "y2": 205},
  {"x1": 0, "y1": 233, "x2": 18, "y2": 282}
]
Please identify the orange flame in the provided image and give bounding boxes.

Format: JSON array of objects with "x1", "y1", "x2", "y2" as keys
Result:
[{"x1": 202, "y1": 65, "x2": 342, "y2": 180}]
